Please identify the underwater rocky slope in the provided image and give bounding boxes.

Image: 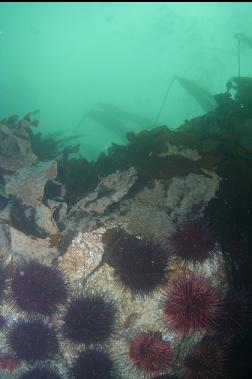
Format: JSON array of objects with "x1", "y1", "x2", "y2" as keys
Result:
[{"x1": 0, "y1": 78, "x2": 252, "y2": 378}]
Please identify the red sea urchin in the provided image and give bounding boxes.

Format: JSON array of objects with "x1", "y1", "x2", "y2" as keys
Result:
[
  {"x1": 128, "y1": 331, "x2": 173, "y2": 375},
  {"x1": 11, "y1": 260, "x2": 67, "y2": 315},
  {"x1": 182, "y1": 336, "x2": 227, "y2": 379},
  {"x1": 0, "y1": 352, "x2": 20, "y2": 372},
  {"x1": 102, "y1": 229, "x2": 169, "y2": 296},
  {"x1": 63, "y1": 295, "x2": 116, "y2": 344},
  {"x1": 163, "y1": 276, "x2": 222, "y2": 335},
  {"x1": 168, "y1": 218, "x2": 216, "y2": 263}
]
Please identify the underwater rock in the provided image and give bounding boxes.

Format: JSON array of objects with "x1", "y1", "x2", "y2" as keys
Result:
[
  {"x1": 34, "y1": 203, "x2": 58, "y2": 235},
  {"x1": 158, "y1": 142, "x2": 201, "y2": 161},
  {"x1": 0, "y1": 194, "x2": 8, "y2": 211},
  {"x1": 0, "y1": 153, "x2": 37, "y2": 172},
  {"x1": 0, "y1": 122, "x2": 37, "y2": 171},
  {"x1": 0, "y1": 123, "x2": 31, "y2": 156},
  {"x1": 113, "y1": 170, "x2": 219, "y2": 243},
  {"x1": 9, "y1": 199, "x2": 57, "y2": 238},
  {"x1": 43, "y1": 179, "x2": 67, "y2": 224},
  {"x1": 0, "y1": 223, "x2": 11, "y2": 261},
  {"x1": 43, "y1": 179, "x2": 66, "y2": 201},
  {"x1": 136, "y1": 154, "x2": 208, "y2": 180},
  {"x1": 57, "y1": 229, "x2": 79, "y2": 255},
  {"x1": 68, "y1": 167, "x2": 138, "y2": 215},
  {"x1": 59, "y1": 167, "x2": 138, "y2": 242},
  {"x1": 0, "y1": 201, "x2": 11, "y2": 225},
  {"x1": 61, "y1": 166, "x2": 219, "y2": 247},
  {"x1": 4, "y1": 160, "x2": 57, "y2": 207},
  {"x1": 58, "y1": 228, "x2": 105, "y2": 281},
  {"x1": 164, "y1": 172, "x2": 220, "y2": 220},
  {"x1": 46, "y1": 199, "x2": 67, "y2": 223},
  {"x1": 1, "y1": 160, "x2": 58, "y2": 238},
  {"x1": 0, "y1": 224, "x2": 59, "y2": 264},
  {"x1": 118, "y1": 181, "x2": 174, "y2": 243},
  {"x1": 58, "y1": 225, "x2": 226, "y2": 379}
]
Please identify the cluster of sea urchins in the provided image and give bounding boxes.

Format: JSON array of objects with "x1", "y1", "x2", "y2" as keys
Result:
[
  {"x1": 62, "y1": 294, "x2": 117, "y2": 378},
  {"x1": 4, "y1": 260, "x2": 68, "y2": 376},
  {"x1": 0, "y1": 214, "x2": 250, "y2": 379},
  {"x1": 5, "y1": 258, "x2": 117, "y2": 378},
  {"x1": 101, "y1": 226, "x2": 227, "y2": 377}
]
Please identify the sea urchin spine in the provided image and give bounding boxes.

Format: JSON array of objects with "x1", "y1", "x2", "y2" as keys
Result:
[
  {"x1": 182, "y1": 336, "x2": 227, "y2": 379},
  {"x1": 63, "y1": 294, "x2": 116, "y2": 344},
  {"x1": 8, "y1": 317, "x2": 58, "y2": 362},
  {"x1": 72, "y1": 348, "x2": 114, "y2": 379},
  {"x1": 168, "y1": 218, "x2": 216, "y2": 263},
  {"x1": 128, "y1": 331, "x2": 173, "y2": 374},
  {"x1": 163, "y1": 275, "x2": 222, "y2": 335},
  {"x1": 18, "y1": 364, "x2": 64, "y2": 379},
  {"x1": 103, "y1": 228, "x2": 169, "y2": 296},
  {"x1": 11, "y1": 260, "x2": 67, "y2": 315}
]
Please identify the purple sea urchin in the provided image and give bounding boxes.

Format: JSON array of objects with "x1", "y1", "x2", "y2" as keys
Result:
[
  {"x1": 128, "y1": 331, "x2": 173, "y2": 374},
  {"x1": 11, "y1": 260, "x2": 67, "y2": 315},
  {"x1": 18, "y1": 364, "x2": 63, "y2": 379},
  {"x1": 182, "y1": 336, "x2": 227, "y2": 379},
  {"x1": 103, "y1": 229, "x2": 169, "y2": 295},
  {"x1": 8, "y1": 317, "x2": 58, "y2": 362},
  {"x1": 168, "y1": 218, "x2": 216, "y2": 263},
  {"x1": 72, "y1": 348, "x2": 114, "y2": 379},
  {"x1": 63, "y1": 295, "x2": 116, "y2": 344},
  {"x1": 163, "y1": 276, "x2": 222, "y2": 335}
]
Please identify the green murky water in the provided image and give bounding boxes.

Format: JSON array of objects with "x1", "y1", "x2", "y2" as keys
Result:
[{"x1": 1, "y1": 2, "x2": 251, "y2": 159}]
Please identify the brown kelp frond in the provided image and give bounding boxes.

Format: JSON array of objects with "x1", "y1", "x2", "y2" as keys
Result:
[{"x1": 175, "y1": 75, "x2": 217, "y2": 112}]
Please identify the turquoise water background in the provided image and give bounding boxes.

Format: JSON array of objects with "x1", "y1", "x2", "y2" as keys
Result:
[{"x1": 0, "y1": 2, "x2": 252, "y2": 159}]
